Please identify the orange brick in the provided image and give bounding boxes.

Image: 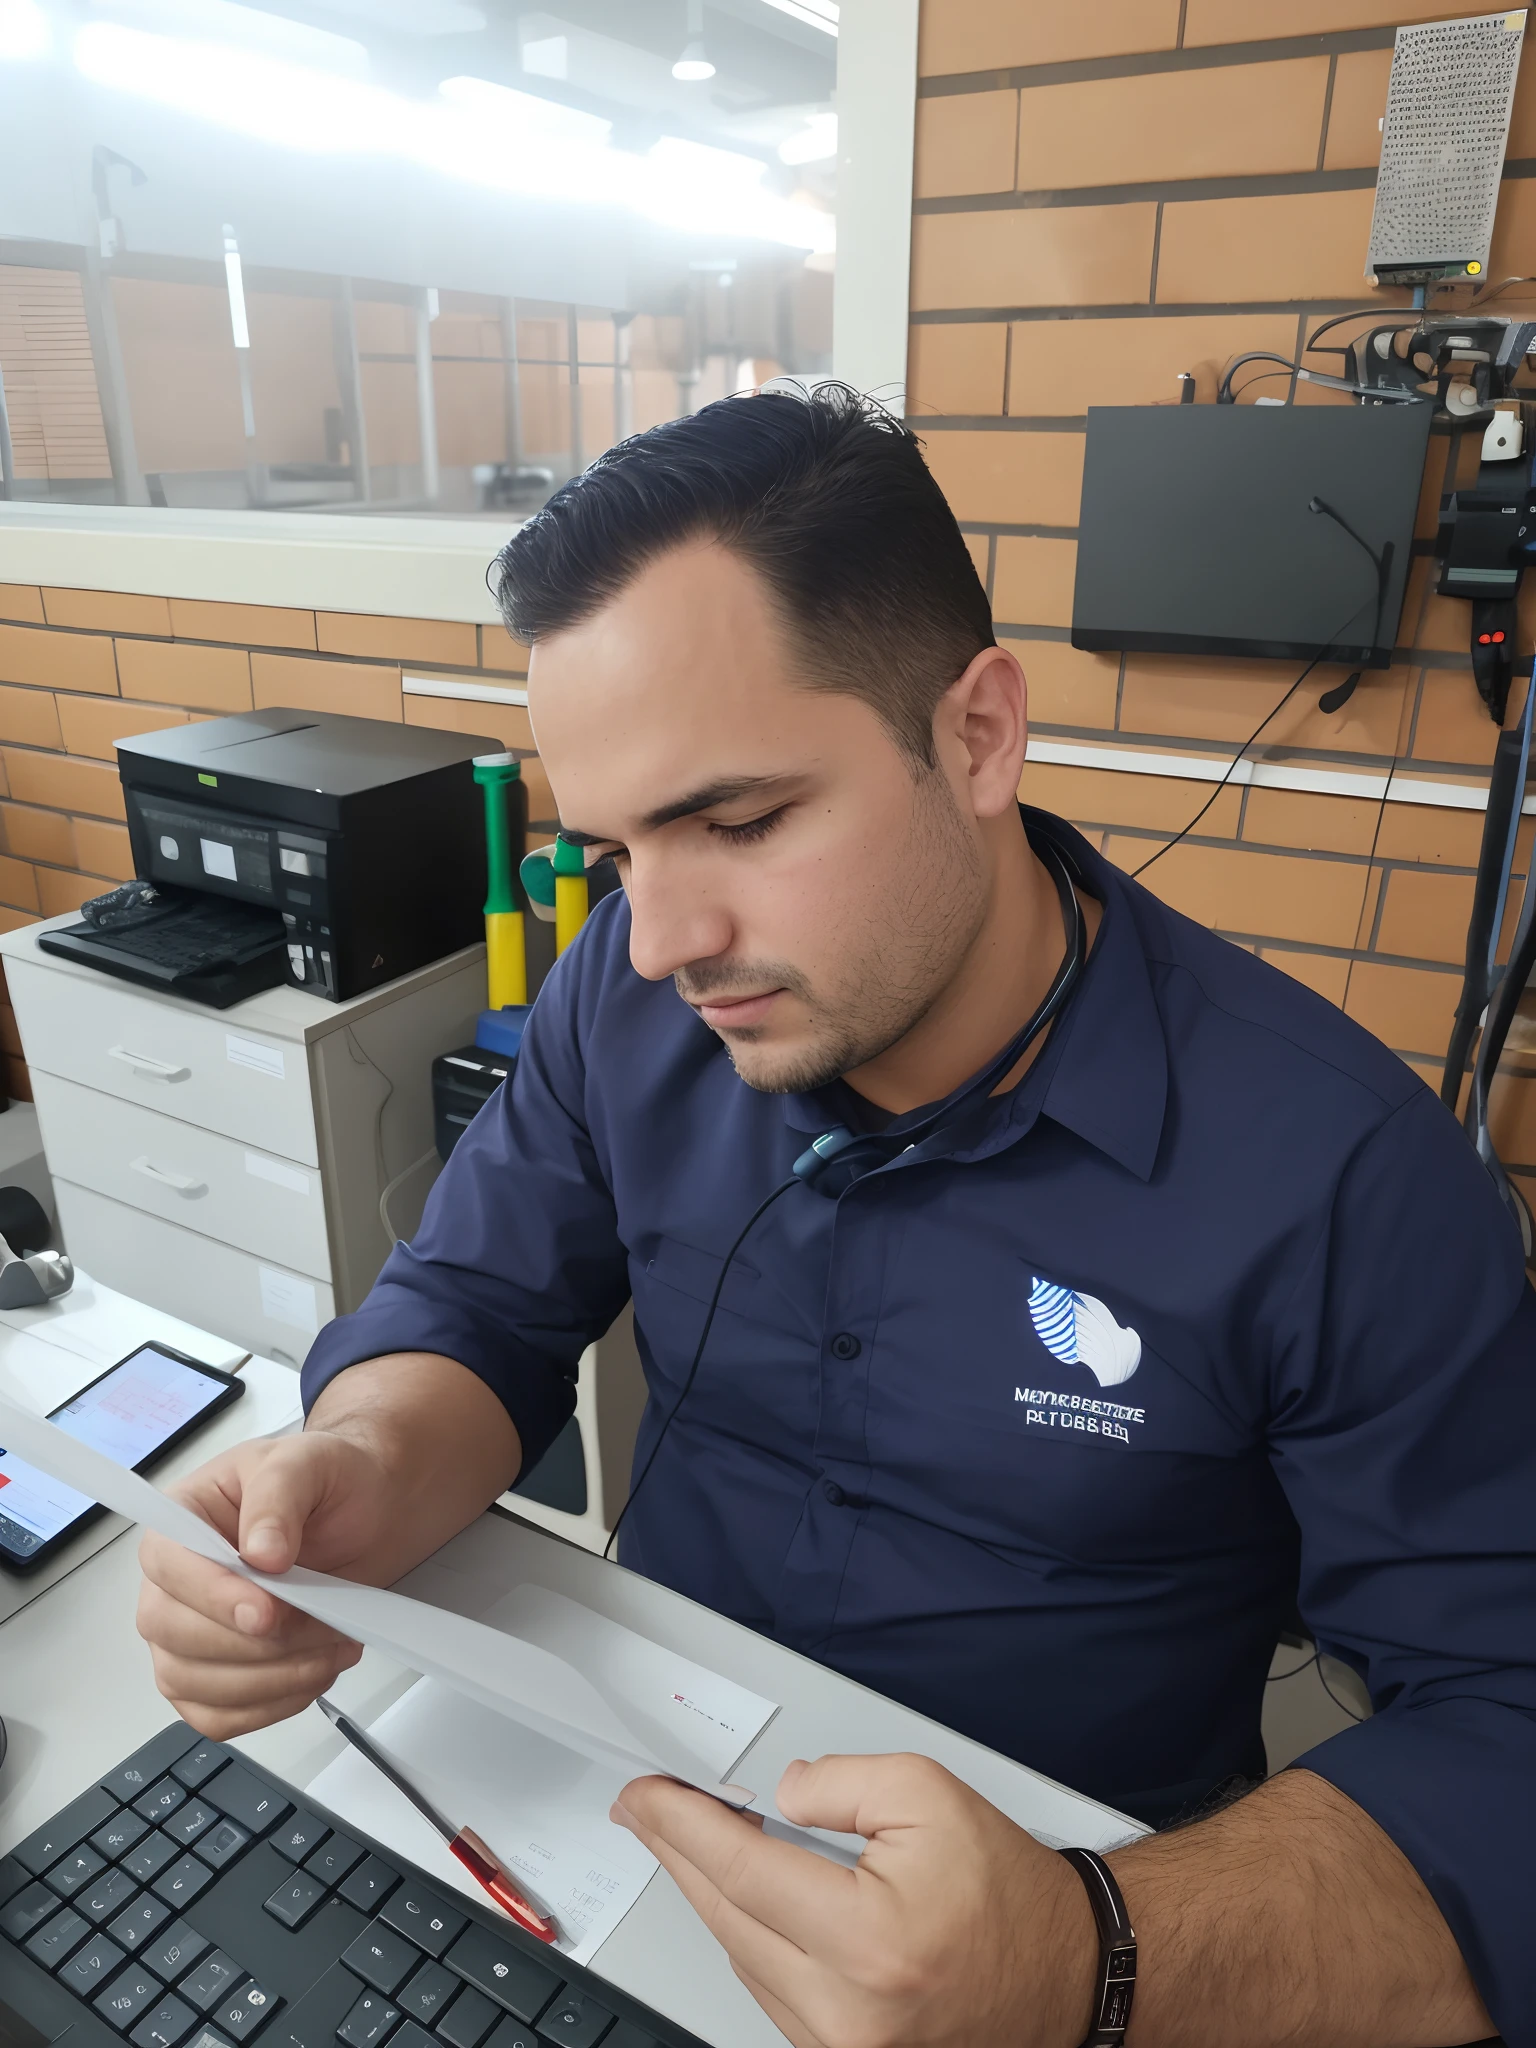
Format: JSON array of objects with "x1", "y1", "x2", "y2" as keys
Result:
[
  {"x1": 316, "y1": 614, "x2": 478, "y2": 667},
  {"x1": 116, "y1": 638, "x2": 253, "y2": 714},
  {"x1": 71, "y1": 817, "x2": 134, "y2": 880},
  {"x1": 41, "y1": 589, "x2": 172, "y2": 636},
  {"x1": 919, "y1": 0, "x2": 1180, "y2": 73},
  {"x1": 0, "y1": 622, "x2": 118, "y2": 696},
  {"x1": 1487, "y1": 163, "x2": 1536, "y2": 284},
  {"x1": 911, "y1": 205, "x2": 1159, "y2": 313},
  {"x1": 1323, "y1": 48, "x2": 1392, "y2": 171},
  {"x1": 1410, "y1": 670, "x2": 1502, "y2": 768},
  {"x1": 921, "y1": 429, "x2": 1084, "y2": 526},
  {"x1": 914, "y1": 91, "x2": 1017, "y2": 200},
  {"x1": 1017, "y1": 60, "x2": 1329, "y2": 192},
  {"x1": 0, "y1": 586, "x2": 44, "y2": 626},
  {"x1": 1257, "y1": 947, "x2": 1352, "y2": 1006},
  {"x1": 0, "y1": 855, "x2": 38, "y2": 913},
  {"x1": 1399, "y1": 559, "x2": 1468, "y2": 657},
  {"x1": 1007, "y1": 313, "x2": 1298, "y2": 415},
  {"x1": 402, "y1": 694, "x2": 530, "y2": 751},
  {"x1": 1375, "y1": 867, "x2": 1476, "y2": 966},
  {"x1": 2, "y1": 750, "x2": 124, "y2": 820},
  {"x1": 1005, "y1": 639, "x2": 1119, "y2": 730},
  {"x1": 1156, "y1": 188, "x2": 1380, "y2": 306},
  {"x1": 1106, "y1": 836, "x2": 1369, "y2": 946},
  {"x1": 38, "y1": 868, "x2": 110, "y2": 919},
  {"x1": 478, "y1": 626, "x2": 530, "y2": 674},
  {"x1": 1020, "y1": 760, "x2": 1242, "y2": 836},
  {"x1": 0, "y1": 909, "x2": 36, "y2": 937},
  {"x1": 1185, "y1": 0, "x2": 1500, "y2": 41},
  {"x1": 907, "y1": 324, "x2": 1009, "y2": 417},
  {"x1": 168, "y1": 598, "x2": 318, "y2": 650},
  {"x1": 0, "y1": 687, "x2": 63, "y2": 751},
  {"x1": 57, "y1": 696, "x2": 188, "y2": 761},
  {"x1": 522, "y1": 755, "x2": 556, "y2": 824},
  {"x1": 993, "y1": 536, "x2": 1078, "y2": 627},
  {"x1": 1240, "y1": 785, "x2": 1385, "y2": 857},
  {"x1": 251, "y1": 654, "x2": 402, "y2": 722},
  {"x1": 1374, "y1": 801, "x2": 1500, "y2": 869},
  {"x1": 964, "y1": 532, "x2": 990, "y2": 587},
  {"x1": 1344, "y1": 958, "x2": 1460, "y2": 1057},
  {"x1": 1488, "y1": 1072, "x2": 1536, "y2": 1166},
  {"x1": 0, "y1": 803, "x2": 73, "y2": 866},
  {"x1": 1118, "y1": 655, "x2": 1411, "y2": 759}
]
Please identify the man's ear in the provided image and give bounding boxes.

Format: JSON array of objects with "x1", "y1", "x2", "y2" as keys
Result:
[{"x1": 933, "y1": 645, "x2": 1028, "y2": 820}]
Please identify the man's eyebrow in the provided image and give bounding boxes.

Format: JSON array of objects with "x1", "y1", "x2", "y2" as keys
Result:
[{"x1": 560, "y1": 774, "x2": 793, "y2": 847}]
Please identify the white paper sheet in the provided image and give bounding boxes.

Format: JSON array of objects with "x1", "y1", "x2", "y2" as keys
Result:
[
  {"x1": 0, "y1": 1394, "x2": 775, "y2": 1801},
  {"x1": 308, "y1": 1680, "x2": 660, "y2": 1965}
]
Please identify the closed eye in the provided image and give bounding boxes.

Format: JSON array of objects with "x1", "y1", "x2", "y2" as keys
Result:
[{"x1": 708, "y1": 805, "x2": 789, "y2": 846}]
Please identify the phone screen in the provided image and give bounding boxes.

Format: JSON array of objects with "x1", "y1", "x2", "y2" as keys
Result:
[{"x1": 0, "y1": 1346, "x2": 235, "y2": 1563}]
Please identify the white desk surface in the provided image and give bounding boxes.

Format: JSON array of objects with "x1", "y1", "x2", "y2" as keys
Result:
[{"x1": 0, "y1": 1290, "x2": 1141, "y2": 2048}]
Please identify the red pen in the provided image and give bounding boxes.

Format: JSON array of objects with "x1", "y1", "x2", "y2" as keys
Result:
[{"x1": 315, "y1": 1695, "x2": 561, "y2": 1945}]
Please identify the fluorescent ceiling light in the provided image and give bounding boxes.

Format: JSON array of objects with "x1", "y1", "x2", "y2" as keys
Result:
[
  {"x1": 0, "y1": 0, "x2": 50, "y2": 57},
  {"x1": 521, "y1": 32, "x2": 566, "y2": 78},
  {"x1": 759, "y1": 0, "x2": 837, "y2": 33},
  {"x1": 90, "y1": 0, "x2": 369, "y2": 74},
  {"x1": 778, "y1": 110, "x2": 835, "y2": 164},
  {"x1": 222, "y1": 227, "x2": 250, "y2": 349}
]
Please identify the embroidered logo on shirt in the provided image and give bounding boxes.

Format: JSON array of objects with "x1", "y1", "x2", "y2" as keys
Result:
[{"x1": 1027, "y1": 1277, "x2": 1142, "y2": 1387}]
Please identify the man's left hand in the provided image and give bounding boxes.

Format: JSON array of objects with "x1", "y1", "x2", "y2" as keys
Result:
[{"x1": 612, "y1": 1752, "x2": 1098, "y2": 2048}]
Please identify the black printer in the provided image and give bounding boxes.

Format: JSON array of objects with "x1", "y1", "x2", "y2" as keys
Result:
[{"x1": 57, "y1": 708, "x2": 499, "y2": 1003}]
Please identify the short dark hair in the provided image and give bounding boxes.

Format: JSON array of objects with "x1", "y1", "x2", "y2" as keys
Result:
[{"x1": 489, "y1": 383, "x2": 996, "y2": 769}]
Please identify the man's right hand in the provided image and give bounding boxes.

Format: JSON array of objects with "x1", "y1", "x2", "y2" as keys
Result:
[{"x1": 136, "y1": 1431, "x2": 393, "y2": 1740}]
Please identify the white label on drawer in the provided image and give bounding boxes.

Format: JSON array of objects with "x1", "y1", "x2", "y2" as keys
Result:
[
  {"x1": 245, "y1": 1153, "x2": 310, "y2": 1196},
  {"x1": 226, "y1": 1034, "x2": 285, "y2": 1079},
  {"x1": 260, "y1": 1266, "x2": 318, "y2": 1333},
  {"x1": 200, "y1": 838, "x2": 237, "y2": 881}
]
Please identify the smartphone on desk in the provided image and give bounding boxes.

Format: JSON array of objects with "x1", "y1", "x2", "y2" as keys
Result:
[{"x1": 0, "y1": 1341, "x2": 244, "y2": 1573}]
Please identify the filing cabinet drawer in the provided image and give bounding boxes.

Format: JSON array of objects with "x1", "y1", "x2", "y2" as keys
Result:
[
  {"x1": 6, "y1": 956, "x2": 317, "y2": 1166},
  {"x1": 32, "y1": 1072, "x2": 332, "y2": 1282},
  {"x1": 54, "y1": 1180, "x2": 333, "y2": 1369}
]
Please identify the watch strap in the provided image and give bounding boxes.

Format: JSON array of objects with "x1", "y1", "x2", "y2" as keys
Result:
[{"x1": 1059, "y1": 1847, "x2": 1137, "y2": 2048}]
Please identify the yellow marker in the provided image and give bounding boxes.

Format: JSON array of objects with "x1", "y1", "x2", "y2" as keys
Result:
[
  {"x1": 553, "y1": 835, "x2": 589, "y2": 956},
  {"x1": 473, "y1": 754, "x2": 528, "y2": 1006}
]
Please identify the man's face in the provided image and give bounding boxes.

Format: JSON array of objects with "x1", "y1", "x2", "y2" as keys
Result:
[{"x1": 527, "y1": 541, "x2": 989, "y2": 1094}]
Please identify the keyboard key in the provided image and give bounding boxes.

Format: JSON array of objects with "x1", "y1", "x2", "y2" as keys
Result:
[
  {"x1": 379, "y1": 1884, "x2": 464, "y2": 1959},
  {"x1": 134, "y1": 1781, "x2": 188, "y2": 1826},
  {"x1": 125, "y1": 1834, "x2": 181, "y2": 1884},
  {"x1": 262, "y1": 1873, "x2": 326, "y2": 1931},
  {"x1": 2, "y1": 1880, "x2": 67, "y2": 1942},
  {"x1": 600, "y1": 2028, "x2": 658, "y2": 2048},
  {"x1": 301, "y1": 1834, "x2": 362, "y2": 1886},
  {"x1": 110, "y1": 1895, "x2": 174, "y2": 1952},
  {"x1": 336, "y1": 1857, "x2": 398, "y2": 1914},
  {"x1": 103, "y1": 1728, "x2": 202, "y2": 1805},
  {"x1": 534, "y1": 1992, "x2": 613, "y2": 2048},
  {"x1": 213, "y1": 1979, "x2": 281, "y2": 2041},
  {"x1": 94, "y1": 1963, "x2": 166, "y2": 2032},
  {"x1": 270, "y1": 1814, "x2": 328, "y2": 1866},
  {"x1": 482, "y1": 2021, "x2": 539, "y2": 2048},
  {"x1": 15, "y1": 1785, "x2": 119, "y2": 1874},
  {"x1": 152, "y1": 1855, "x2": 215, "y2": 1910},
  {"x1": 396, "y1": 1962, "x2": 456, "y2": 2025},
  {"x1": 388, "y1": 2027, "x2": 435, "y2": 2048},
  {"x1": 265, "y1": 1961, "x2": 357, "y2": 2048},
  {"x1": 142, "y1": 1920, "x2": 211, "y2": 1982},
  {"x1": 93, "y1": 1811, "x2": 152, "y2": 1861},
  {"x1": 196, "y1": 1822, "x2": 250, "y2": 1873},
  {"x1": 335, "y1": 1990, "x2": 399, "y2": 2048},
  {"x1": 165, "y1": 1802, "x2": 217, "y2": 1848},
  {"x1": 61, "y1": 1932, "x2": 127, "y2": 1994},
  {"x1": 201, "y1": 1765, "x2": 290, "y2": 1839},
  {"x1": 435, "y1": 1988, "x2": 498, "y2": 2048},
  {"x1": 184, "y1": 2032, "x2": 237, "y2": 2048},
  {"x1": 171, "y1": 1743, "x2": 229, "y2": 1792},
  {"x1": 131, "y1": 1993, "x2": 198, "y2": 2048},
  {"x1": 80, "y1": 1868, "x2": 140, "y2": 1924},
  {"x1": 180, "y1": 1953, "x2": 246, "y2": 2015},
  {"x1": 46, "y1": 1845, "x2": 107, "y2": 1897},
  {"x1": 444, "y1": 1927, "x2": 562, "y2": 2026},
  {"x1": 341, "y1": 1926, "x2": 419, "y2": 1998},
  {"x1": 0, "y1": 1854, "x2": 29, "y2": 1907},
  {"x1": 24, "y1": 1905, "x2": 90, "y2": 1970}
]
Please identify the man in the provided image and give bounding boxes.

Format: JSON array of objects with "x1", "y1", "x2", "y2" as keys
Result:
[{"x1": 137, "y1": 388, "x2": 1533, "y2": 2048}]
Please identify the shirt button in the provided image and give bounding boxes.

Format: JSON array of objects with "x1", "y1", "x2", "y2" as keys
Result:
[
  {"x1": 830, "y1": 1332, "x2": 861, "y2": 1360},
  {"x1": 823, "y1": 1481, "x2": 846, "y2": 1506}
]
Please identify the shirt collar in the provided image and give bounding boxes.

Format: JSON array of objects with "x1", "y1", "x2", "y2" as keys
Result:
[{"x1": 779, "y1": 808, "x2": 1169, "y2": 1183}]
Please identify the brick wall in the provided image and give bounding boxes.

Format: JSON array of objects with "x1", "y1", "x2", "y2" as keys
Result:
[
  {"x1": 0, "y1": 581, "x2": 540, "y2": 1103},
  {"x1": 911, "y1": 0, "x2": 1536, "y2": 1219}
]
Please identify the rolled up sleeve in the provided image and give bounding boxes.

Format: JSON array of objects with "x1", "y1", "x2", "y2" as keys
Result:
[
  {"x1": 300, "y1": 937, "x2": 631, "y2": 1473},
  {"x1": 1267, "y1": 1091, "x2": 1536, "y2": 2044}
]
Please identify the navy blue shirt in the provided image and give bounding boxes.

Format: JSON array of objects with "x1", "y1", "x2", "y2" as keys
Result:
[{"x1": 305, "y1": 813, "x2": 1536, "y2": 2042}]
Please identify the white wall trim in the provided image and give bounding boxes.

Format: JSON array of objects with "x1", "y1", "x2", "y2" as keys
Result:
[
  {"x1": 1025, "y1": 734, "x2": 1531, "y2": 816},
  {"x1": 831, "y1": 0, "x2": 919, "y2": 407},
  {"x1": 404, "y1": 673, "x2": 527, "y2": 706}
]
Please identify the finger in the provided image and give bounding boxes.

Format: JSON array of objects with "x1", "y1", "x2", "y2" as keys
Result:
[
  {"x1": 162, "y1": 1687, "x2": 341, "y2": 1744},
  {"x1": 730, "y1": 1960, "x2": 830, "y2": 2048},
  {"x1": 148, "y1": 1642, "x2": 359, "y2": 1711},
  {"x1": 776, "y1": 1751, "x2": 957, "y2": 1841},
  {"x1": 615, "y1": 1782, "x2": 856, "y2": 1958},
  {"x1": 136, "y1": 1573, "x2": 350, "y2": 1665},
  {"x1": 231, "y1": 1441, "x2": 341, "y2": 1574},
  {"x1": 138, "y1": 1532, "x2": 329, "y2": 1645}
]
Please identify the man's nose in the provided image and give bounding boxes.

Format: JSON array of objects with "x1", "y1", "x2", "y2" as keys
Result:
[{"x1": 624, "y1": 863, "x2": 734, "y2": 984}]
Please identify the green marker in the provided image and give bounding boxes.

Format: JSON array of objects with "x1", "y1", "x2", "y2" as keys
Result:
[{"x1": 473, "y1": 753, "x2": 528, "y2": 1007}]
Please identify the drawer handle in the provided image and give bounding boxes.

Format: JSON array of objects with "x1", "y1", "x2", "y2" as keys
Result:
[
  {"x1": 110, "y1": 1045, "x2": 191, "y2": 1083},
  {"x1": 130, "y1": 1155, "x2": 207, "y2": 1198}
]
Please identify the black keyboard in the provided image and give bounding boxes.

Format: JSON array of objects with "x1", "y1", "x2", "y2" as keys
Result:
[{"x1": 1, "y1": 1723, "x2": 705, "y2": 2048}]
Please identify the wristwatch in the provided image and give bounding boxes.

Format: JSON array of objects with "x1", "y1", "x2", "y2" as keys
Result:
[{"x1": 1058, "y1": 1847, "x2": 1137, "y2": 2047}]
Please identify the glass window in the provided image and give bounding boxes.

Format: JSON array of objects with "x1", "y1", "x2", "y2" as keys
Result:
[{"x1": 0, "y1": 0, "x2": 838, "y2": 520}]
